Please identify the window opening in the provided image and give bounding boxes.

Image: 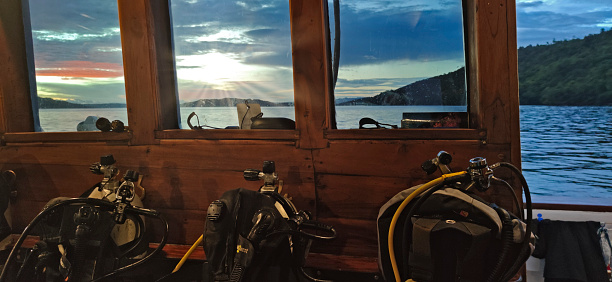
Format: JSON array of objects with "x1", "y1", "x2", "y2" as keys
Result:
[
  {"x1": 28, "y1": 0, "x2": 128, "y2": 132},
  {"x1": 329, "y1": 0, "x2": 468, "y2": 129},
  {"x1": 170, "y1": 0, "x2": 295, "y2": 130},
  {"x1": 516, "y1": 0, "x2": 612, "y2": 205}
]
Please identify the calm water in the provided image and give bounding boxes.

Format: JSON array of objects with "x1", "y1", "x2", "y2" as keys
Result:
[{"x1": 38, "y1": 105, "x2": 612, "y2": 205}]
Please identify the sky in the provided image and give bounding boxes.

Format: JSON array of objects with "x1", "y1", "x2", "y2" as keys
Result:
[{"x1": 26, "y1": 0, "x2": 612, "y2": 104}]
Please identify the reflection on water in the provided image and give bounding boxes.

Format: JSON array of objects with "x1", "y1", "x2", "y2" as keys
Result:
[
  {"x1": 520, "y1": 106, "x2": 612, "y2": 205},
  {"x1": 37, "y1": 105, "x2": 612, "y2": 205}
]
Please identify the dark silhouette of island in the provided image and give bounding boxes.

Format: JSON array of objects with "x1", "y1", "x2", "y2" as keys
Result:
[
  {"x1": 180, "y1": 98, "x2": 293, "y2": 107},
  {"x1": 337, "y1": 67, "x2": 466, "y2": 106},
  {"x1": 38, "y1": 97, "x2": 125, "y2": 109}
]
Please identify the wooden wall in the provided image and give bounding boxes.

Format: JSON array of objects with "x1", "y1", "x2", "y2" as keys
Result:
[{"x1": 0, "y1": 0, "x2": 521, "y2": 273}]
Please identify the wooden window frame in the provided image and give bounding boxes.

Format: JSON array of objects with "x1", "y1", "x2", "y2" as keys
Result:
[{"x1": 1, "y1": 0, "x2": 518, "y2": 158}]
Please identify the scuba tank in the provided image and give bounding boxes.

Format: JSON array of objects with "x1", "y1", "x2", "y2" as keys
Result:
[
  {"x1": 0, "y1": 155, "x2": 167, "y2": 282},
  {"x1": 84, "y1": 155, "x2": 145, "y2": 250},
  {"x1": 378, "y1": 152, "x2": 533, "y2": 282}
]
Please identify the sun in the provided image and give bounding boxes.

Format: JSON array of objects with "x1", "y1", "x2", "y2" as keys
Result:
[{"x1": 175, "y1": 52, "x2": 257, "y2": 90}]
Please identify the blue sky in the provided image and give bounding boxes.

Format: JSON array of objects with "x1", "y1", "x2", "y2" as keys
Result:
[{"x1": 26, "y1": 0, "x2": 612, "y2": 104}]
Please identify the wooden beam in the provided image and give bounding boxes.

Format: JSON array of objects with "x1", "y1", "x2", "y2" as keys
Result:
[
  {"x1": 149, "y1": 0, "x2": 180, "y2": 130},
  {"x1": 476, "y1": 0, "x2": 520, "y2": 152},
  {"x1": 117, "y1": 0, "x2": 165, "y2": 145},
  {"x1": 3, "y1": 132, "x2": 130, "y2": 144},
  {"x1": 289, "y1": 0, "x2": 332, "y2": 149},
  {"x1": 0, "y1": 0, "x2": 39, "y2": 133}
]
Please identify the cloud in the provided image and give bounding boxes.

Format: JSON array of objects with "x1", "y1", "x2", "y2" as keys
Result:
[
  {"x1": 35, "y1": 60, "x2": 124, "y2": 78},
  {"x1": 171, "y1": 0, "x2": 292, "y2": 68},
  {"x1": 516, "y1": 0, "x2": 612, "y2": 46},
  {"x1": 36, "y1": 79, "x2": 126, "y2": 104},
  {"x1": 334, "y1": 77, "x2": 425, "y2": 98},
  {"x1": 335, "y1": 4, "x2": 465, "y2": 66}
]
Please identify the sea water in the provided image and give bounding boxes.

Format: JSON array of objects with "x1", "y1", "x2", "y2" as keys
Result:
[{"x1": 37, "y1": 105, "x2": 612, "y2": 205}]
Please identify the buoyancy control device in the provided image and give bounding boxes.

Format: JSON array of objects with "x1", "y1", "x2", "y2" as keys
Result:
[
  {"x1": 0, "y1": 155, "x2": 168, "y2": 282},
  {"x1": 378, "y1": 152, "x2": 533, "y2": 282},
  {"x1": 203, "y1": 161, "x2": 337, "y2": 282}
]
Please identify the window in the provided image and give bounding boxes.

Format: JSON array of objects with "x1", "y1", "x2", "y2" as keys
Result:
[
  {"x1": 28, "y1": 0, "x2": 128, "y2": 132},
  {"x1": 516, "y1": 0, "x2": 612, "y2": 205},
  {"x1": 170, "y1": 0, "x2": 295, "y2": 130},
  {"x1": 329, "y1": 0, "x2": 468, "y2": 129}
]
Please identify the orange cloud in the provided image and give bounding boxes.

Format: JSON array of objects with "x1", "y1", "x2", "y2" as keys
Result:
[{"x1": 36, "y1": 60, "x2": 124, "y2": 78}]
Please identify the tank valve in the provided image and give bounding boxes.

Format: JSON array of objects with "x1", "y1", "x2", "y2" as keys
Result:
[{"x1": 467, "y1": 157, "x2": 494, "y2": 191}]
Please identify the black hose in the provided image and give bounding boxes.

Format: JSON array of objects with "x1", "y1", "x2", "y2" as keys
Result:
[
  {"x1": 0, "y1": 198, "x2": 114, "y2": 282},
  {"x1": 265, "y1": 225, "x2": 337, "y2": 241},
  {"x1": 117, "y1": 213, "x2": 146, "y2": 259},
  {"x1": 486, "y1": 208, "x2": 514, "y2": 282},
  {"x1": 299, "y1": 267, "x2": 334, "y2": 282},
  {"x1": 14, "y1": 243, "x2": 42, "y2": 281},
  {"x1": 90, "y1": 212, "x2": 168, "y2": 282},
  {"x1": 495, "y1": 162, "x2": 533, "y2": 282},
  {"x1": 69, "y1": 224, "x2": 90, "y2": 281},
  {"x1": 0, "y1": 198, "x2": 168, "y2": 282},
  {"x1": 491, "y1": 176, "x2": 524, "y2": 221}
]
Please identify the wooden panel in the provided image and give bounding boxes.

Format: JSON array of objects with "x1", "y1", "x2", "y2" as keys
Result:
[
  {"x1": 314, "y1": 140, "x2": 510, "y2": 177},
  {"x1": 0, "y1": 141, "x2": 311, "y2": 169},
  {"x1": 316, "y1": 174, "x2": 413, "y2": 220},
  {"x1": 3, "y1": 132, "x2": 131, "y2": 143},
  {"x1": 325, "y1": 128, "x2": 485, "y2": 140},
  {"x1": 310, "y1": 218, "x2": 379, "y2": 258},
  {"x1": 0, "y1": 0, "x2": 37, "y2": 133},
  {"x1": 290, "y1": 0, "x2": 331, "y2": 149},
  {"x1": 155, "y1": 129, "x2": 299, "y2": 140}
]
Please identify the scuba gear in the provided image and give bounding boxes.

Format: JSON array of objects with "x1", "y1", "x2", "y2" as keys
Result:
[
  {"x1": 0, "y1": 155, "x2": 164, "y2": 282},
  {"x1": 0, "y1": 197, "x2": 167, "y2": 282},
  {"x1": 203, "y1": 161, "x2": 336, "y2": 282},
  {"x1": 378, "y1": 152, "x2": 533, "y2": 282}
]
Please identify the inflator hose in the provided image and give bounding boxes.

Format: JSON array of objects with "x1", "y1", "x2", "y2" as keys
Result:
[
  {"x1": 173, "y1": 234, "x2": 203, "y2": 273},
  {"x1": 495, "y1": 162, "x2": 532, "y2": 282},
  {"x1": 0, "y1": 198, "x2": 168, "y2": 282},
  {"x1": 486, "y1": 208, "x2": 514, "y2": 282},
  {"x1": 387, "y1": 171, "x2": 467, "y2": 282}
]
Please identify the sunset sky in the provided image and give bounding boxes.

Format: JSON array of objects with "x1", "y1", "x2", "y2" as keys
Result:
[{"x1": 27, "y1": 0, "x2": 612, "y2": 104}]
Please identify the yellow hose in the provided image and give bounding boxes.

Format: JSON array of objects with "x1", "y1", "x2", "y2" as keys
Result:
[
  {"x1": 173, "y1": 234, "x2": 204, "y2": 273},
  {"x1": 387, "y1": 171, "x2": 467, "y2": 282}
]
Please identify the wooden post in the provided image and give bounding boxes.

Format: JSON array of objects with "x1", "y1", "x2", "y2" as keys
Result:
[
  {"x1": 476, "y1": 0, "x2": 521, "y2": 165},
  {"x1": 289, "y1": 0, "x2": 333, "y2": 149},
  {"x1": 0, "y1": 0, "x2": 39, "y2": 133},
  {"x1": 118, "y1": 0, "x2": 179, "y2": 145}
]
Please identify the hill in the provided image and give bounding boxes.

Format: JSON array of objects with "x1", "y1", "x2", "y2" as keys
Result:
[
  {"x1": 38, "y1": 97, "x2": 126, "y2": 109},
  {"x1": 518, "y1": 28, "x2": 612, "y2": 105},
  {"x1": 337, "y1": 67, "x2": 466, "y2": 106},
  {"x1": 180, "y1": 98, "x2": 293, "y2": 107}
]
